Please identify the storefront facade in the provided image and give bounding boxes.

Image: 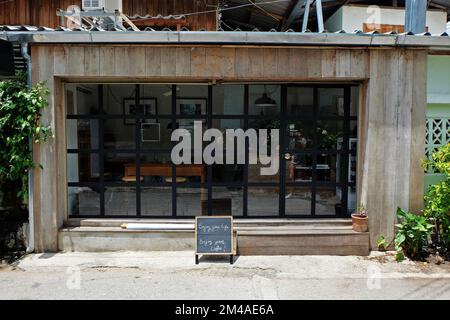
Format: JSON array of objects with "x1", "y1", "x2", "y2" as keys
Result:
[
  {"x1": 65, "y1": 83, "x2": 358, "y2": 219},
  {"x1": 3, "y1": 30, "x2": 440, "y2": 253}
]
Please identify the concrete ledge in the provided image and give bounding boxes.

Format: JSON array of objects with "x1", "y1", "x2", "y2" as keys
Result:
[
  {"x1": 58, "y1": 228, "x2": 194, "y2": 252},
  {"x1": 237, "y1": 232, "x2": 370, "y2": 256},
  {"x1": 59, "y1": 220, "x2": 369, "y2": 256},
  {"x1": 66, "y1": 218, "x2": 353, "y2": 228}
]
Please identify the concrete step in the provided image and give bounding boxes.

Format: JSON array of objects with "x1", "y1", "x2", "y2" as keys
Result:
[
  {"x1": 59, "y1": 221, "x2": 369, "y2": 256},
  {"x1": 59, "y1": 226, "x2": 194, "y2": 252},
  {"x1": 65, "y1": 218, "x2": 352, "y2": 228},
  {"x1": 237, "y1": 230, "x2": 369, "y2": 256}
]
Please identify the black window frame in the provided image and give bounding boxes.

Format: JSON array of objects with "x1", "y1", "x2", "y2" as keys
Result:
[{"x1": 66, "y1": 83, "x2": 357, "y2": 219}]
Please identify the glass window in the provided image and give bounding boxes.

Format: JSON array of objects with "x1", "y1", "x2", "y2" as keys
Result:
[
  {"x1": 177, "y1": 85, "x2": 208, "y2": 116},
  {"x1": 212, "y1": 187, "x2": 244, "y2": 216},
  {"x1": 316, "y1": 187, "x2": 342, "y2": 216},
  {"x1": 286, "y1": 119, "x2": 315, "y2": 151},
  {"x1": 316, "y1": 120, "x2": 343, "y2": 150},
  {"x1": 285, "y1": 186, "x2": 312, "y2": 216},
  {"x1": 105, "y1": 186, "x2": 136, "y2": 216},
  {"x1": 65, "y1": 84, "x2": 100, "y2": 115},
  {"x1": 247, "y1": 187, "x2": 279, "y2": 217},
  {"x1": 248, "y1": 85, "x2": 280, "y2": 116},
  {"x1": 213, "y1": 85, "x2": 244, "y2": 115},
  {"x1": 141, "y1": 186, "x2": 172, "y2": 216},
  {"x1": 318, "y1": 88, "x2": 345, "y2": 118},
  {"x1": 177, "y1": 187, "x2": 207, "y2": 216},
  {"x1": 67, "y1": 152, "x2": 100, "y2": 183},
  {"x1": 66, "y1": 83, "x2": 358, "y2": 218},
  {"x1": 66, "y1": 119, "x2": 99, "y2": 150},
  {"x1": 286, "y1": 87, "x2": 314, "y2": 119},
  {"x1": 104, "y1": 119, "x2": 136, "y2": 150},
  {"x1": 103, "y1": 84, "x2": 137, "y2": 116},
  {"x1": 141, "y1": 85, "x2": 172, "y2": 115},
  {"x1": 68, "y1": 186, "x2": 100, "y2": 216}
]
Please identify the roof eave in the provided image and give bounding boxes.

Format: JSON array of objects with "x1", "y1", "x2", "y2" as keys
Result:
[{"x1": 2, "y1": 31, "x2": 450, "y2": 48}]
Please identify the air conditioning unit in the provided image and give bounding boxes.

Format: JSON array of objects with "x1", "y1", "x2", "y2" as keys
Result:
[
  {"x1": 82, "y1": 0, "x2": 104, "y2": 10},
  {"x1": 82, "y1": 0, "x2": 122, "y2": 12}
]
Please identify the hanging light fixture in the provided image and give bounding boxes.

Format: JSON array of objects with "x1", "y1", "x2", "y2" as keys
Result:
[{"x1": 254, "y1": 85, "x2": 277, "y2": 112}]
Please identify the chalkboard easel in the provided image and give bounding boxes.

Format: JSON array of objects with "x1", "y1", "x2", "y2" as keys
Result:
[
  {"x1": 195, "y1": 254, "x2": 233, "y2": 265},
  {"x1": 195, "y1": 216, "x2": 234, "y2": 265}
]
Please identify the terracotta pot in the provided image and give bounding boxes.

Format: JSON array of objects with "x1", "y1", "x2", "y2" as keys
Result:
[{"x1": 351, "y1": 214, "x2": 368, "y2": 232}]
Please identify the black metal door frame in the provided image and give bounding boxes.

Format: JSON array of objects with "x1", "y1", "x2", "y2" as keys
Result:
[{"x1": 67, "y1": 83, "x2": 356, "y2": 218}]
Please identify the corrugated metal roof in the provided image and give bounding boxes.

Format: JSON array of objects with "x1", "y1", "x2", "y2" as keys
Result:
[
  {"x1": 2, "y1": 24, "x2": 449, "y2": 34},
  {"x1": 128, "y1": 14, "x2": 186, "y2": 20},
  {"x1": 2, "y1": 25, "x2": 450, "y2": 49}
]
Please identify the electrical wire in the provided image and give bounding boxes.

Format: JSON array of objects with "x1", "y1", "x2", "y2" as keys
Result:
[{"x1": 177, "y1": 0, "x2": 291, "y2": 17}]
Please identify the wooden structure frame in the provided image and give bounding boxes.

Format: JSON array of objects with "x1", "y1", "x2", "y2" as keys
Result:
[{"x1": 30, "y1": 44, "x2": 426, "y2": 251}]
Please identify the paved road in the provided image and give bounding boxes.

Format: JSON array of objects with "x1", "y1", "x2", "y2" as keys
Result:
[{"x1": 1, "y1": 252, "x2": 449, "y2": 300}]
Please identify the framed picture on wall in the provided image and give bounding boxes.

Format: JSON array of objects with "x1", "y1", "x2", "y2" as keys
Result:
[
  {"x1": 123, "y1": 97, "x2": 158, "y2": 125},
  {"x1": 177, "y1": 98, "x2": 207, "y2": 117}
]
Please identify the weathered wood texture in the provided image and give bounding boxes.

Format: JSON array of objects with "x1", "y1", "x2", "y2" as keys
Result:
[
  {"x1": 48, "y1": 45, "x2": 370, "y2": 80},
  {"x1": 359, "y1": 49, "x2": 427, "y2": 248},
  {"x1": 124, "y1": 0, "x2": 217, "y2": 31},
  {"x1": 0, "y1": 0, "x2": 217, "y2": 30},
  {"x1": 30, "y1": 44, "x2": 426, "y2": 251}
]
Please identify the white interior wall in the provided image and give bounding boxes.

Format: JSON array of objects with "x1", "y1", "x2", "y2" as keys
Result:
[{"x1": 325, "y1": 5, "x2": 447, "y2": 33}]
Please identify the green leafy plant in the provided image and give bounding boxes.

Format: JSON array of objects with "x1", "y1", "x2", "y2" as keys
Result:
[
  {"x1": 423, "y1": 143, "x2": 450, "y2": 256},
  {"x1": 377, "y1": 208, "x2": 434, "y2": 262},
  {"x1": 394, "y1": 208, "x2": 434, "y2": 261},
  {"x1": 353, "y1": 204, "x2": 368, "y2": 217},
  {"x1": 379, "y1": 144, "x2": 450, "y2": 262},
  {"x1": 423, "y1": 143, "x2": 450, "y2": 175},
  {"x1": 0, "y1": 72, "x2": 51, "y2": 204}
]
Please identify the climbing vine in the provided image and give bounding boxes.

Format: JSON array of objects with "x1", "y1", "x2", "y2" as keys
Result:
[{"x1": 0, "y1": 72, "x2": 51, "y2": 203}]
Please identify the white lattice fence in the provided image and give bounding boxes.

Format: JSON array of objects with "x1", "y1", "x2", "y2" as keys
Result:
[{"x1": 425, "y1": 117, "x2": 450, "y2": 173}]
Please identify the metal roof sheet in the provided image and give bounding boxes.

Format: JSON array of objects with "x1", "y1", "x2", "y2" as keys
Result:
[{"x1": 1, "y1": 25, "x2": 450, "y2": 48}]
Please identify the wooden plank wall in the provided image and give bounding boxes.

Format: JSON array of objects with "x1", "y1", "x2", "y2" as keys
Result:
[
  {"x1": 47, "y1": 45, "x2": 370, "y2": 81},
  {"x1": 123, "y1": 0, "x2": 218, "y2": 31},
  {"x1": 29, "y1": 44, "x2": 427, "y2": 251},
  {"x1": 360, "y1": 49, "x2": 427, "y2": 248},
  {"x1": 0, "y1": 0, "x2": 76, "y2": 27},
  {"x1": 0, "y1": 0, "x2": 217, "y2": 30}
]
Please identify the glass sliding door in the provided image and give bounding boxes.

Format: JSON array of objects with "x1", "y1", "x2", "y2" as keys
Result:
[
  {"x1": 66, "y1": 83, "x2": 357, "y2": 218},
  {"x1": 282, "y1": 86, "x2": 356, "y2": 217}
]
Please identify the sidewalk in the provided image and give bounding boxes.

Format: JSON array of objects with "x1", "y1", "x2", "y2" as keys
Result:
[{"x1": 1, "y1": 251, "x2": 449, "y2": 300}]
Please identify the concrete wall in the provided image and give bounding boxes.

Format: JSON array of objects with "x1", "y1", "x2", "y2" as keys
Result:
[
  {"x1": 325, "y1": 5, "x2": 447, "y2": 34},
  {"x1": 428, "y1": 55, "x2": 450, "y2": 104},
  {"x1": 30, "y1": 44, "x2": 427, "y2": 251},
  {"x1": 425, "y1": 55, "x2": 450, "y2": 191}
]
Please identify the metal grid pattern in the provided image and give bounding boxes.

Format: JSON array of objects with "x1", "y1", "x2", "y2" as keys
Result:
[
  {"x1": 67, "y1": 83, "x2": 357, "y2": 218},
  {"x1": 425, "y1": 117, "x2": 450, "y2": 173}
]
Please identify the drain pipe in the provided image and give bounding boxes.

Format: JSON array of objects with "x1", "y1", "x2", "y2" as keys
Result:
[{"x1": 21, "y1": 42, "x2": 34, "y2": 253}]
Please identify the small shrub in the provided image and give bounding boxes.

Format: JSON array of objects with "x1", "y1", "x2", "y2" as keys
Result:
[
  {"x1": 380, "y1": 143, "x2": 450, "y2": 262},
  {"x1": 377, "y1": 208, "x2": 434, "y2": 262},
  {"x1": 395, "y1": 208, "x2": 434, "y2": 261},
  {"x1": 423, "y1": 143, "x2": 450, "y2": 257}
]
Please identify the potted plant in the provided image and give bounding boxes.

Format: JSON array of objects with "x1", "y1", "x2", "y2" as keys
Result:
[{"x1": 351, "y1": 204, "x2": 369, "y2": 232}]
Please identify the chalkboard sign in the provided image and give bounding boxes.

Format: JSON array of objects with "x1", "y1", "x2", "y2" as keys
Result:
[{"x1": 195, "y1": 216, "x2": 234, "y2": 264}]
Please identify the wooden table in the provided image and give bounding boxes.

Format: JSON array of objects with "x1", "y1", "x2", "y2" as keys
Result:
[{"x1": 123, "y1": 163, "x2": 205, "y2": 184}]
